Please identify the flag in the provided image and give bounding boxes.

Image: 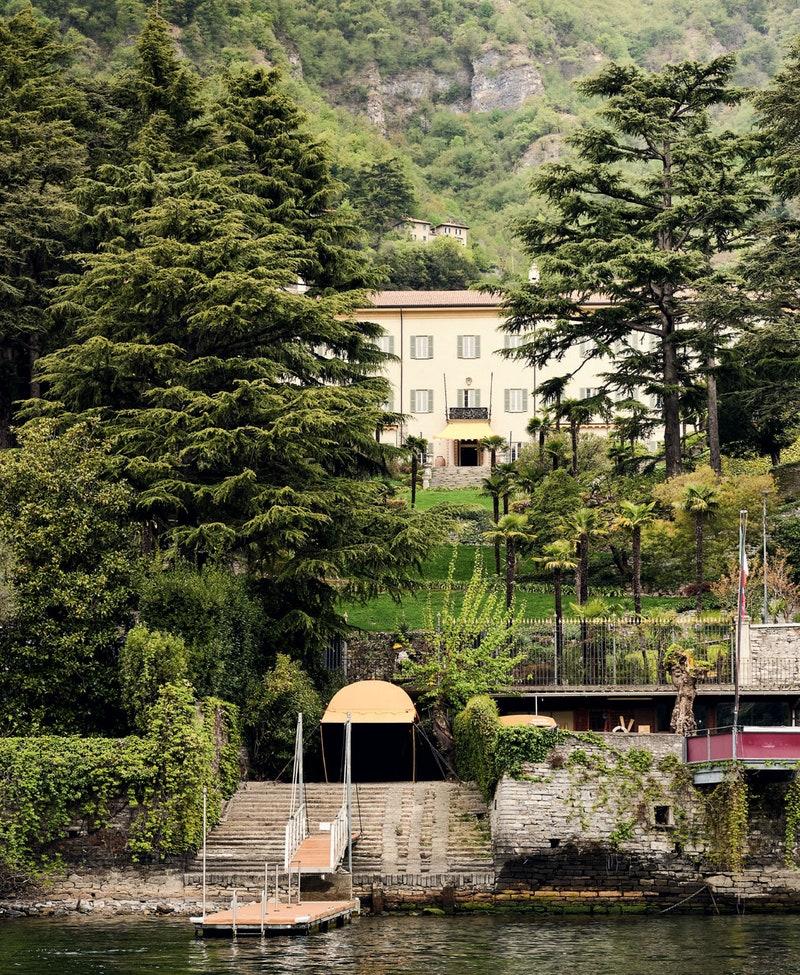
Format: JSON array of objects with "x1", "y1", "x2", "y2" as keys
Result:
[{"x1": 739, "y1": 547, "x2": 749, "y2": 616}]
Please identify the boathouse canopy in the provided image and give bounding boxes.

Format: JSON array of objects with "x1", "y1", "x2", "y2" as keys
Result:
[
  {"x1": 498, "y1": 714, "x2": 558, "y2": 729},
  {"x1": 321, "y1": 680, "x2": 418, "y2": 725}
]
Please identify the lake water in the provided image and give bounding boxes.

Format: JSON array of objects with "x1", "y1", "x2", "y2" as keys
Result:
[{"x1": 0, "y1": 913, "x2": 794, "y2": 975}]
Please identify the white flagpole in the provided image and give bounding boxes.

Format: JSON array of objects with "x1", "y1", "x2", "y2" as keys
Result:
[{"x1": 733, "y1": 509, "x2": 748, "y2": 745}]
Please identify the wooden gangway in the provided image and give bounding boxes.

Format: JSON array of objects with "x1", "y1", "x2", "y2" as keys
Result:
[{"x1": 283, "y1": 713, "x2": 356, "y2": 874}]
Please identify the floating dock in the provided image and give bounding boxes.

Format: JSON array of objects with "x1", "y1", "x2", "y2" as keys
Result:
[{"x1": 192, "y1": 898, "x2": 360, "y2": 937}]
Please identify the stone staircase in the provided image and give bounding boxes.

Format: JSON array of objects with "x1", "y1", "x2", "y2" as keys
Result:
[
  {"x1": 186, "y1": 782, "x2": 493, "y2": 882},
  {"x1": 429, "y1": 466, "x2": 489, "y2": 489}
]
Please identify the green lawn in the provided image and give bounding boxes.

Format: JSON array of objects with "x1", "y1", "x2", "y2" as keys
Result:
[
  {"x1": 421, "y1": 544, "x2": 496, "y2": 579},
  {"x1": 398, "y1": 486, "x2": 492, "y2": 511},
  {"x1": 340, "y1": 591, "x2": 683, "y2": 631}
]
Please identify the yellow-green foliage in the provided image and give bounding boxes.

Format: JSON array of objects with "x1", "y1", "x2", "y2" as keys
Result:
[
  {"x1": 0, "y1": 682, "x2": 241, "y2": 892},
  {"x1": 645, "y1": 466, "x2": 777, "y2": 590},
  {"x1": 119, "y1": 625, "x2": 189, "y2": 730}
]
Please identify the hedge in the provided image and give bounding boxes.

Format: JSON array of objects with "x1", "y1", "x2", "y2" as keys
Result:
[
  {"x1": 0, "y1": 681, "x2": 241, "y2": 891},
  {"x1": 454, "y1": 694, "x2": 564, "y2": 798}
]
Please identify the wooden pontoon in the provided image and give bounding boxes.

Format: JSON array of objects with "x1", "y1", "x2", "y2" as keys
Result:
[{"x1": 192, "y1": 897, "x2": 360, "y2": 937}]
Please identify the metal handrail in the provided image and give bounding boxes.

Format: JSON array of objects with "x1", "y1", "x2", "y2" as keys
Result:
[
  {"x1": 328, "y1": 803, "x2": 349, "y2": 871},
  {"x1": 283, "y1": 801, "x2": 308, "y2": 870}
]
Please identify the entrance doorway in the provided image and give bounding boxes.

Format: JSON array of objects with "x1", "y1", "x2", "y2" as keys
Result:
[{"x1": 458, "y1": 440, "x2": 480, "y2": 466}]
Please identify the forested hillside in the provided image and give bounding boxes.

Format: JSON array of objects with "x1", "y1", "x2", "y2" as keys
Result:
[{"x1": 22, "y1": 0, "x2": 800, "y2": 270}]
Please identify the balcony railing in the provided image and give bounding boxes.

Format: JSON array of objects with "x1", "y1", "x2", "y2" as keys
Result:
[
  {"x1": 448, "y1": 406, "x2": 489, "y2": 420},
  {"x1": 511, "y1": 617, "x2": 736, "y2": 688}
]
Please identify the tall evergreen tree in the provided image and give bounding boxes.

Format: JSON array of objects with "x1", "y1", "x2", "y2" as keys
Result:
[
  {"x1": 0, "y1": 9, "x2": 87, "y2": 446},
  {"x1": 503, "y1": 57, "x2": 765, "y2": 477},
  {"x1": 34, "y1": 16, "x2": 431, "y2": 659}
]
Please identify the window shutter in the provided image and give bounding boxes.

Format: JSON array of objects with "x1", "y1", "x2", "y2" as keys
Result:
[
  {"x1": 427, "y1": 390, "x2": 434, "y2": 413},
  {"x1": 474, "y1": 389, "x2": 481, "y2": 408},
  {"x1": 410, "y1": 336, "x2": 417, "y2": 359},
  {"x1": 388, "y1": 335, "x2": 395, "y2": 355},
  {"x1": 503, "y1": 334, "x2": 511, "y2": 349},
  {"x1": 522, "y1": 389, "x2": 528, "y2": 412},
  {"x1": 410, "y1": 389, "x2": 417, "y2": 412},
  {"x1": 457, "y1": 335, "x2": 464, "y2": 359},
  {"x1": 504, "y1": 389, "x2": 510, "y2": 412},
  {"x1": 427, "y1": 336, "x2": 434, "y2": 358},
  {"x1": 475, "y1": 336, "x2": 481, "y2": 358},
  {"x1": 456, "y1": 389, "x2": 464, "y2": 406},
  {"x1": 385, "y1": 391, "x2": 394, "y2": 412}
]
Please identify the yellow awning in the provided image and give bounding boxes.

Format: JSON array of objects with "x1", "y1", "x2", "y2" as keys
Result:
[
  {"x1": 436, "y1": 420, "x2": 493, "y2": 440},
  {"x1": 321, "y1": 680, "x2": 418, "y2": 724},
  {"x1": 499, "y1": 714, "x2": 558, "y2": 729}
]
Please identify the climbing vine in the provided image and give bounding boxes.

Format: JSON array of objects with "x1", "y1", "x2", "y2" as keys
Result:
[
  {"x1": 784, "y1": 767, "x2": 800, "y2": 867},
  {"x1": 0, "y1": 682, "x2": 242, "y2": 892},
  {"x1": 704, "y1": 763, "x2": 749, "y2": 872}
]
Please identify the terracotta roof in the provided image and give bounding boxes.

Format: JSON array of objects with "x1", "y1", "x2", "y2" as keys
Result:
[{"x1": 368, "y1": 290, "x2": 505, "y2": 308}]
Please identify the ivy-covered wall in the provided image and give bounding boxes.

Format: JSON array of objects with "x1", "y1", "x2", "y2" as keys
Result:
[{"x1": 0, "y1": 682, "x2": 242, "y2": 894}]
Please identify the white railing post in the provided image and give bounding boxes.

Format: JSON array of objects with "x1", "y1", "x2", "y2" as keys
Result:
[{"x1": 202, "y1": 785, "x2": 207, "y2": 921}]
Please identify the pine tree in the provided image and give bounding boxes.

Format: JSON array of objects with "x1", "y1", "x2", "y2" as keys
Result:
[
  {"x1": 503, "y1": 58, "x2": 765, "y2": 477},
  {"x1": 35, "y1": 18, "x2": 432, "y2": 660},
  {"x1": 0, "y1": 9, "x2": 87, "y2": 446}
]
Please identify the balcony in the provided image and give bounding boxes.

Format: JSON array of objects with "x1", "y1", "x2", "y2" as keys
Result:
[{"x1": 448, "y1": 406, "x2": 488, "y2": 420}]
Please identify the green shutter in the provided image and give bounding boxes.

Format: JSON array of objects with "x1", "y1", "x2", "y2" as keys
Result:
[
  {"x1": 521, "y1": 389, "x2": 528, "y2": 412},
  {"x1": 504, "y1": 389, "x2": 510, "y2": 412},
  {"x1": 427, "y1": 336, "x2": 434, "y2": 358},
  {"x1": 410, "y1": 336, "x2": 417, "y2": 359},
  {"x1": 388, "y1": 335, "x2": 395, "y2": 355},
  {"x1": 410, "y1": 389, "x2": 417, "y2": 412},
  {"x1": 475, "y1": 336, "x2": 481, "y2": 358},
  {"x1": 474, "y1": 389, "x2": 481, "y2": 408},
  {"x1": 427, "y1": 389, "x2": 434, "y2": 413},
  {"x1": 457, "y1": 335, "x2": 463, "y2": 358}
]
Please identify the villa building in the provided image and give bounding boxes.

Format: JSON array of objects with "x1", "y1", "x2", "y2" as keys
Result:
[
  {"x1": 357, "y1": 289, "x2": 630, "y2": 468},
  {"x1": 393, "y1": 218, "x2": 470, "y2": 247}
]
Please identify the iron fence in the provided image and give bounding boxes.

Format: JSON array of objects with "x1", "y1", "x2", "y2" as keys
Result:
[{"x1": 511, "y1": 617, "x2": 735, "y2": 688}]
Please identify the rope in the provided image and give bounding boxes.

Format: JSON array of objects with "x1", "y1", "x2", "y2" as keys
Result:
[
  {"x1": 414, "y1": 721, "x2": 458, "y2": 780},
  {"x1": 658, "y1": 885, "x2": 709, "y2": 913}
]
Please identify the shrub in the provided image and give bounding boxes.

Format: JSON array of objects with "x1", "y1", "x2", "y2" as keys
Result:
[
  {"x1": 453, "y1": 695, "x2": 499, "y2": 798},
  {"x1": 246, "y1": 655, "x2": 323, "y2": 776},
  {"x1": 119, "y1": 625, "x2": 188, "y2": 730},
  {"x1": 138, "y1": 563, "x2": 264, "y2": 705},
  {"x1": 0, "y1": 682, "x2": 242, "y2": 892}
]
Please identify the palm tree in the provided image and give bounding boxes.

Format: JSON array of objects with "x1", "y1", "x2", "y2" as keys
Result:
[
  {"x1": 615, "y1": 500, "x2": 656, "y2": 617},
  {"x1": 539, "y1": 376, "x2": 569, "y2": 431},
  {"x1": 565, "y1": 507, "x2": 607, "y2": 605},
  {"x1": 560, "y1": 399, "x2": 596, "y2": 476},
  {"x1": 479, "y1": 434, "x2": 507, "y2": 470},
  {"x1": 484, "y1": 513, "x2": 536, "y2": 609},
  {"x1": 494, "y1": 462, "x2": 516, "y2": 516},
  {"x1": 526, "y1": 415, "x2": 549, "y2": 460},
  {"x1": 537, "y1": 539, "x2": 577, "y2": 671},
  {"x1": 481, "y1": 470, "x2": 504, "y2": 575},
  {"x1": 678, "y1": 484, "x2": 719, "y2": 613},
  {"x1": 403, "y1": 435, "x2": 428, "y2": 508}
]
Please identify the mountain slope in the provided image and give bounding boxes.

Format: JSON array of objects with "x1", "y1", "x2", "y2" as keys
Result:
[{"x1": 31, "y1": 0, "x2": 800, "y2": 272}]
